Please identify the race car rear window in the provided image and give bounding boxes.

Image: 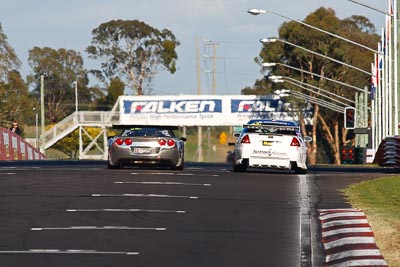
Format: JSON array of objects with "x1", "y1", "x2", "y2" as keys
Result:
[
  {"x1": 243, "y1": 127, "x2": 298, "y2": 136},
  {"x1": 121, "y1": 128, "x2": 175, "y2": 138}
]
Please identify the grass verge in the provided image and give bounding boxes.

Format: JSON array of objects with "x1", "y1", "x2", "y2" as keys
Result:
[{"x1": 342, "y1": 175, "x2": 400, "y2": 266}]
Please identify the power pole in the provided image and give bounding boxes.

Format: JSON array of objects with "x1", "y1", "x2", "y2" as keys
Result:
[
  {"x1": 212, "y1": 42, "x2": 218, "y2": 95},
  {"x1": 196, "y1": 36, "x2": 203, "y2": 161},
  {"x1": 196, "y1": 36, "x2": 201, "y2": 95},
  {"x1": 203, "y1": 39, "x2": 219, "y2": 94},
  {"x1": 396, "y1": 0, "x2": 399, "y2": 134}
]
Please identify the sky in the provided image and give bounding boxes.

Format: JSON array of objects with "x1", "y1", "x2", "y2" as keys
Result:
[{"x1": 0, "y1": 0, "x2": 387, "y2": 96}]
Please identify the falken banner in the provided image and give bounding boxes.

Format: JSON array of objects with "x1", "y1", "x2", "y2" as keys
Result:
[{"x1": 118, "y1": 95, "x2": 307, "y2": 126}]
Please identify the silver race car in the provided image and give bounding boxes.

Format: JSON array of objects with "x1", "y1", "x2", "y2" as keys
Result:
[
  {"x1": 107, "y1": 126, "x2": 186, "y2": 170},
  {"x1": 232, "y1": 119, "x2": 312, "y2": 174}
]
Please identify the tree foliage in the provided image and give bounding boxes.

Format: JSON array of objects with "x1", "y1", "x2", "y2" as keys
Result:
[
  {"x1": 0, "y1": 24, "x2": 33, "y2": 129},
  {"x1": 0, "y1": 71, "x2": 34, "y2": 130},
  {"x1": 96, "y1": 78, "x2": 125, "y2": 111},
  {"x1": 0, "y1": 23, "x2": 21, "y2": 82},
  {"x1": 52, "y1": 127, "x2": 103, "y2": 159},
  {"x1": 27, "y1": 47, "x2": 99, "y2": 123},
  {"x1": 86, "y1": 19, "x2": 180, "y2": 95},
  {"x1": 250, "y1": 7, "x2": 379, "y2": 164}
]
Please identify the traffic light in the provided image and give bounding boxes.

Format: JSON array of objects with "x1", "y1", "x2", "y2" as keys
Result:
[
  {"x1": 340, "y1": 145, "x2": 355, "y2": 164},
  {"x1": 344, "y1": 107, "x2": 356, "y2": 129},
  {"x1": 355, "y1": 146, "x2": 366, "y2": 164}
]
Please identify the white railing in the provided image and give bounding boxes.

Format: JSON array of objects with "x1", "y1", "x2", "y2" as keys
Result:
[{"x1": 43, "y1": 111, "x2": 119, "y2": 150}]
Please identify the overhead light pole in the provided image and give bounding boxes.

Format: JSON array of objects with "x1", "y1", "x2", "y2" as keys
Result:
[
  {"x1": 346, "y1": 0, "x2": 397, "y2": 18},
  {"x1": 261, "y1": 62, "x2": 368, "y2": 94},
  {"x1": 73, "y1": 81, "x2": 78, "y2": 113},
  {"x1": 40, "y1": 73, "x2": 46, "y2": 155},
  {"x1": 270, "y1": 80, "x2": 345, "y2": 113},
  {"x1": 247, "y1": 8, "x2": 380, "y2": 54},
  {"x1": 269, "y1": 75, "x2": 356, "y2": 108},
  {"x1": 260, "y1": 38, "x2": 373, "y2": 76},
  {"x1": 32, "y1": 107, "x2": 38, "y2": 148}
]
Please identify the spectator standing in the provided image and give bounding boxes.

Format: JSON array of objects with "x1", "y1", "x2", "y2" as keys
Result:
[{"x1": 9, "y1": 121, "x2": 22, "y2": 136}]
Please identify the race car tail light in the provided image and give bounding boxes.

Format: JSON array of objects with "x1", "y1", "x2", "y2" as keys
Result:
[
  {"x1": 115, "y1": 138, "x2": 124, "y2": 146},
  {"x1": 241, "y1": 134, "x2": 250, "y2": 144},
  {"x1": 124, "y1": 138, "x2": 132, "y2": 145},
  {"x1": 290, "y1": 137, "x2": 300, "y2": 147},
  {"x1": 167, "y1": 139, "x2": 175, "y2": 147},
  {"x1": 158, "y1": 138, "x2": 176, "y2": 148},
  {"x1": 115, "y1": 138, "x2": 132, "y2": 146}
]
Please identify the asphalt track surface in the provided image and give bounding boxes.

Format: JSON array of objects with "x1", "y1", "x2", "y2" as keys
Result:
[{"x1": 0, "y1": 160, "x2": 395, "y2": 267}]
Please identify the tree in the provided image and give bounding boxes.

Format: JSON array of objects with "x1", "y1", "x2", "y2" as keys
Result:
[
  {"x1": 0, "y1": 24, "x2": 33, "y2": 128},
  {"x1": 0, "y1": 23, "x2": 21, "y2": 82},
  {"x1": 96, "y1": 78, "x2": 125, "y2": 111},
  {"x1": 52, "y1": 127, "x2": 103, "y2": 159},
  {"x1": 255, "y1": 7, "x2": 379, "y2": 164},
  {"x1": 86, "y1": 19, "x2": 180, "y2": 95},
  {"x1": 27, "y1": 47, "x2": 95, "y2": 123},
  {"x1": 0, "y1": 71, "x2": 34, "y2": 130}
]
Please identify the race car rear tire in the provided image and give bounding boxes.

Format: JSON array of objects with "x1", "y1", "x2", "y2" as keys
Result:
[
  {"x1": 294, "y1": 167, "x2": 307, "y2": 174},
  {"x1": 107, "y1": 158, "x2": 122, "y2": 169},
  {"x1": 172, "y1": 159, "x2": 184, "y2": 171},
  {"x1": 233, "y1": 164, "x2": 247, "y2": 172}
]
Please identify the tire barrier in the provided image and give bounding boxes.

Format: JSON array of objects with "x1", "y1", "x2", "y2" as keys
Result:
[
  {"x1": 0, "y1": 127, "x2": 46, "y2": 160},
  {"x1": 372, "y1": 136, "x2": 398, "y2": 167}
]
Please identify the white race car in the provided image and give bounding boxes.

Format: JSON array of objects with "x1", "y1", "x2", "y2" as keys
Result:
[{"x1": 232, "y1": 119, "x2": 312, "y2": 174}]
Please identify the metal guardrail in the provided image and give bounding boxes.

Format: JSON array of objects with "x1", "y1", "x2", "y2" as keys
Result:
[{"x1": 0, "y1": 128, "x2": 46, "y2": 160}]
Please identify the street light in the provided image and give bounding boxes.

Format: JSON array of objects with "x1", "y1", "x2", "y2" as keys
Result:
[
  {"x1": 32, "y1": 107, "x2": 38, "y2": 148},
  {"x1": 269, "y1": 75, "x2": 356, "y2": 107},
  {"x1": 260, "y1": 38, "x2": 373, "y2": 76},
  {"x1": 40, "y1": 73, "x2": 46, "y2": 155},
  {"x1": 346, "y1": 0, "x2": 397, "y2": 18},
  {"x1": 270, "y1": 76, "x2": 348, "y2": 112},
  {"x1": 273, "y1": 82, "x2": 345, "y2": 113},
  {"x1": 261, "y1": 62, "x2": 368, "y2": 94},
  {"x1": 73, "y1": 81, "x2": 78, "y2": 113},
  {"x1": 247, "y1": 8, "x2": 380, "y2": 54}
]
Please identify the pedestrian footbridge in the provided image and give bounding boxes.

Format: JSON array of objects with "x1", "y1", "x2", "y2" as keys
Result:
[{"x1": 40, "y1": 110, "x2": 119, "y2": 160}]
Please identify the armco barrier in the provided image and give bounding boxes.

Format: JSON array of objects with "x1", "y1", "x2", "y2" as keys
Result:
[{"x1": 0, "y1": 127, "x2": 46, "y2": 160}]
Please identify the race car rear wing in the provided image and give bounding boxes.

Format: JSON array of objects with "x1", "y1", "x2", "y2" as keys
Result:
[
  {"x1": 243, "y1": 124, "x2": 300, "y2": 130},
  {"x1": 112, "y1": 124, "x2": 179, "y2": 130}
]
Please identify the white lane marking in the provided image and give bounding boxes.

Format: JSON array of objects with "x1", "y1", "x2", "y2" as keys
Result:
[
  {"x1": 329, "y1": 259, "x2": 388, "y2": 267},
  {"x1": 130, "y1": 172, "x2": 219, "y2": 177},
  {"x1": 319, "y1": 212, "x2": 366, "y2": 220},
  {"x1": 323, "y1": 237, "x2": 376, "y2": 250},
  {"x1": 0, "y1": 249, "x2": 139, "y2": 255},
  {"x1": 299, "y1": 174, "x2": 310, "y2": 265},
  {"x1": 0, "y1": 172, "x2": 17, "y2": 175},
  {"x1": 31, "y1": 226, "x2": 167, "y2": 231},
  {"x1": 322, "y1": 219, "x2": 369, "y2": 228},
  {"x1": 326, "y1": 249, "x2": 382, "y2": 262},
  {"x1": 91, "y1": 193, "x2": 198, "y2": 199},
  {"x1": 322, "y1": 227, "x2": 372, "y2": 237},
  {"x1": 115, "y1": 181, "x2": 211, "y2": 186},
  {"x1": 66, "y1": 208, "x2": 186, "y2": 213},
  {"x1": 131, "y1": 172, "x2": 194, "y2": 176}
]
